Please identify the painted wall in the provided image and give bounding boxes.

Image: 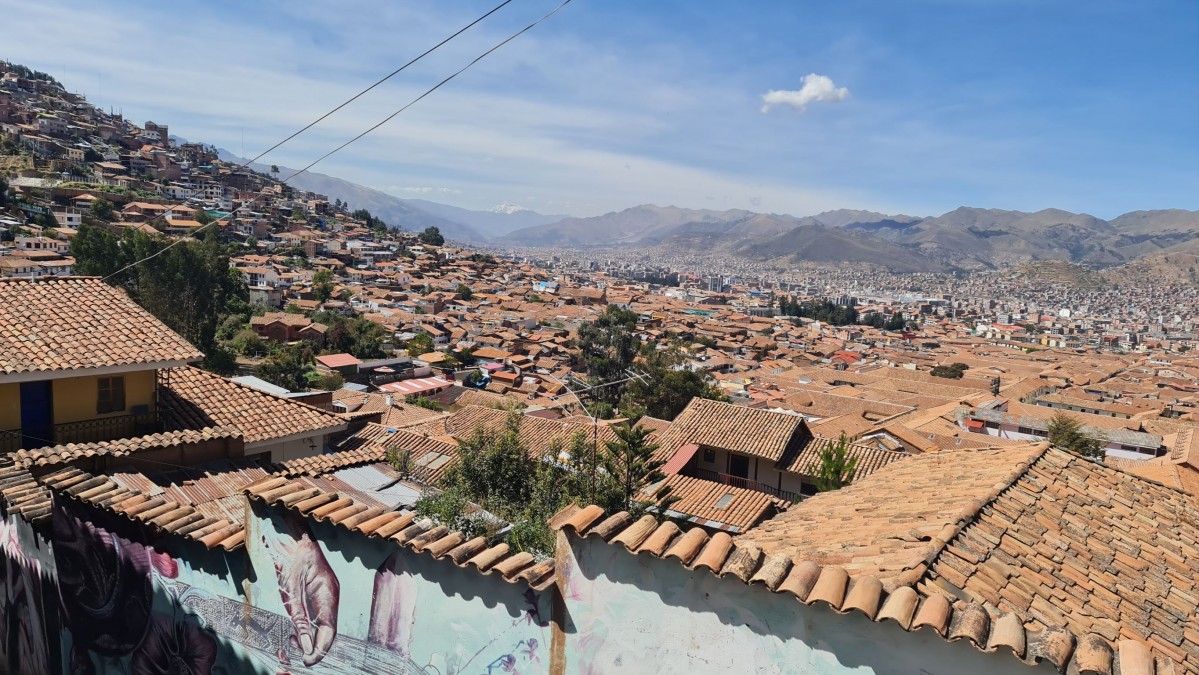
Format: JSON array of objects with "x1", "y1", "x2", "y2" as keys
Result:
[
  {"x1": 558, "y1": 535, "x2": 1055, "y2": 675},
  {"x1": 0, "y1": 494, "x2": 549, "y2": 675},
  {"x1": 0, "y1": 493, "x2": 1063, "y2": 675},
  {"x1": 243, "y1": 502, "x2": 552, "y2": 674},
  {"x1": 51, "y1": 369, "x2": 157, "y2": 424}
]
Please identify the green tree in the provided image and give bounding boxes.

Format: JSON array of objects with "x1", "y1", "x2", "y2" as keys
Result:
[
  {"x1": 622, "y1": 345, "x2": 725, "y2": 420},
  {"x1": 413, "y1": 422, "x2": 619, "y2": 556},
  {"x1": 600, "y1": 423, "x2": 677, "y2": 516},
  {"x1": 930, "y1": 363, "x2": 969, "y2": 379},
  {"x1": 814, "y1": 434, "x2": 859, "y2": 492},
  {"x1": 455, "y1": 283, "x2": 473, "y2": 300},
  {"x1": 464, "y1": 369, "x2": 486, "y2": 388},
  {"x1": 314, "y1": 372, "x2": 344, "y2": 391},
  {"x1": 230, "y1": 329, "x2": 268, "y2": 356},
  {"x1": 0, "y1": 176, "x2": 8, "y2": 207},
  {"x1": 406, "y1": 332, "x2": 435, "y2": 356},
  {"x1": 418, "y1": 226, "x2": 444, "y2": 246},
  {"x1": 312, "y1": 268, "x2": 335, "y2": 303},
  {"x1": 450, "y1": 414, "x2": 531, "y2": 507},
  {"x1": 348, "y1": 319, "x2": 388, "y2": 359},
  {"x1": 90, "y1": 198, "x2": 115, "y2": 221},
  {"x1": 1047, "y1": 412, "x2": 1104, "y2": 459},
  {"x1": 255, "y1": 343, "x2": 314, "y2": 392},
  {"x1": 576, "y1": 304, "x2": 641, "y2": 405},
  {"x1": 71, "y1": 224, "x2": 246, "y2": 355},
  {"x1": 201, "y1": 343, "x2": 239, "y2": 376}
]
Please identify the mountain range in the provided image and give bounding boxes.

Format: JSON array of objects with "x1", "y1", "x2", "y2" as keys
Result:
[
  {"x1": 498, "y1": 204, "x2": 1199, "y2": 272},
  {"x1": 217, "y1": 151, "x2": 1197, "y2": 273}
]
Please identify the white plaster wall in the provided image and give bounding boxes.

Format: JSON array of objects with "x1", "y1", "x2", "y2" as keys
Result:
[
  {"x1": 560, "y1": 537, "x2": 1056, "y2": 675},
  {"x1": 263, "y1": 434, "x2": 329, "y2": 463}
]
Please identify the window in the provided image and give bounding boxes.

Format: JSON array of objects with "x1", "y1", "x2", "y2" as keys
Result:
[
  {"x1": 703, "y1": 447, "x2": 715, "y2": 464},
  {"x1": 97, "y1": 376, "x2": 125, "y2": 414}
]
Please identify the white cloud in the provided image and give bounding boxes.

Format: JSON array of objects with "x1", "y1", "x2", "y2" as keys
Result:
[{"x1": 761, "y1": 73, "x2": 851, "y2": 113}]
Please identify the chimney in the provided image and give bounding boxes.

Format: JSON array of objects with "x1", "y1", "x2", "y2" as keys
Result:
[{"x1": 385, "y1": 394, "x2": 394, "y2": 408}]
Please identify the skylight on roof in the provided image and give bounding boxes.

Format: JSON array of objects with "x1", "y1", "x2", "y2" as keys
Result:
[{"x1": 714, "y1": 494, "x2": 734, "y2": 509}]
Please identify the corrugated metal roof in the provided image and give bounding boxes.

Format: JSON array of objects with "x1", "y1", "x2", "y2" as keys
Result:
[{"x1": 328, "y1": 464, "x2": 423, "y2": 511}]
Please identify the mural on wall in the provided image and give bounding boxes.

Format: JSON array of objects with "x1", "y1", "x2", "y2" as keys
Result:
[
  {"x1": 49, "y1": 496, "x2": 221, "y2": 675},
  {"x1": 0, "y1": 495, "x2": 550, "y2": 675},
  {"x1": 252, "y1": 507, "x2": 551, "y2": 674},
  {"x1": 0, "y1": 514, "x2": 56, "y2": 675}
]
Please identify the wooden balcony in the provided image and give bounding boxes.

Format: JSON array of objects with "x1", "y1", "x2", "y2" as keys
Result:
[
  {"x1": 688, "y1": 467, "x2": 800, "y2": 503},
  {"x1": 0, "y1": 410, "x2": 161, "y2": 453}
]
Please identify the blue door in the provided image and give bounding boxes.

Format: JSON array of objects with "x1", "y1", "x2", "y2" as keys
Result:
[{"x1": 19, "y1": 381, "x2": 53, "y2": 449}]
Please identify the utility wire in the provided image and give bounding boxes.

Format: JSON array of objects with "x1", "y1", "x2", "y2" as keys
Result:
[
  {"x1": 283, "y1": 0, "x2": 574, "y2": 183},
  {"x1": 101, "y1": 0, "x2": 544, "y2": 281},
  {"x1": 248, "y1": 0, "x2": 515, "y2": 173}
]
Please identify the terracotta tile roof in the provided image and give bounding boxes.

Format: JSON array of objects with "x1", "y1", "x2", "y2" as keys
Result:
[
  {"x1": 736, "y1": 444, "x2": 1047, "y2": 585},
  {"x1": 427, "y1": 385, "x2": 520, "y2": 410},
  {"x1": 380, "y1": 404, "x2": 447, "y2": 429},
  {"x1": 634, "y1": 415, "x2": 672, "y2": 434},
  {"x1": 655, "y1": 398, "x2": 809, "y2": 462},
  {"x1": 250, "y1": 311, "x2": 312, "y2": 327},
  {"x1": 1101, "y1": 456, "x2": 1189, "y2": 492},
  {"x1": 778, "y1": 391, "x2": 914, "y2": 421},
  {"x1": 280, "y1": 424, "x2": 462, "y2": 485},
  {"x1": 0, "y1": 277, "x2": 202, "y2": 377},
  {"x1": 918, "y1": 448, "x2": 1199, "y2": 670},
  {"x1": 550, "y1": 503, "x2": 1144, "y2": 675},
  {"x1": 160, "y1": 366, "x2": 346, "y2": 444},
  {"x1": 775, "y1": 435, "x2": 908, "y2": 479},
  {"x1": 14, "y1": 427, "x2": 241, "y2": 468},
  {"x1": 647, "y1": 474, "x2": 785, "y2": 533},
  {"x1": 0, "y1": 463, "x2": 52, "y2": 522},
  {"x1": 444, "y1": 406, "x2": 619, "y2": 459},
  {"x1": 38, "y1": 466, "x2": 247, "y2": 550},
  {"x1": 243, "y1": 476, "x2": 554, "y2": 590}
]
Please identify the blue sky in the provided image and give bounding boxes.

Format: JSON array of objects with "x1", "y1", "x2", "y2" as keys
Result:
[{"x1": 2, "y1": 0, "x2": 1196, "y2": 218}]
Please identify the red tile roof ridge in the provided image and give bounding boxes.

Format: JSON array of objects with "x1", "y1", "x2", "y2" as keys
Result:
[
  {"x1": 549, "y1": 502, "x2": 1150, "y2": 675},
  {"x1": 37, "y1": 467, "x2": 245, "y2": 551},
  {"x1": 14, "y1": 426, "x2": 244, "y2": 469},
  {"x1": 243, "y1": 477, "x2": 554, "y2": 590}
]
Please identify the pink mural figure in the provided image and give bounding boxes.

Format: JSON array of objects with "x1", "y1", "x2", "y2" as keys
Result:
[
  {"x1": 367, "y1": 551, "x2": 417, "y2": 657},
  {"x1": 260, "y1": 515, "x2": 340, "y2": 667}
]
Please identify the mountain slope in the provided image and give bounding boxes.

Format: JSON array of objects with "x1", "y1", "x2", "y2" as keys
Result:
[
  {"x1": 405, "y1": 199, "x2": 565, "y2": 236},
  {"x1": 500, "y1": 205, "x2": 755, "y2": 247},
  {"x1": 497, "y1": 203, "x2": 1199, "y2": 272},
  {"x1": 216, "y1": 150, "x2": 485, "y2": 241}
]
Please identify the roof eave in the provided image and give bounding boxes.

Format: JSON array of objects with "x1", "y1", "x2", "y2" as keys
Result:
[{"x1": 0, "y1": 357, "x2": 201, "y2": 384}]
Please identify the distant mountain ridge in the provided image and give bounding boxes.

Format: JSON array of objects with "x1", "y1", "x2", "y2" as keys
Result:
[
  {"x1": 500, "y1": 204, "x2": 1199, "y2": 272},
  {"x1": 215, "y1": 150, "x2": 560, "y2": 242},
  {"x1": 216, "y1": 152, "x2": 1196, "y2": 272}
]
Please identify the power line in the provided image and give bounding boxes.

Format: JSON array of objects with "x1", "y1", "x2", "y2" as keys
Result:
[
  {"x1": 283, "y1": 0, "x2": 574, "y2": 183},
  {"x1": 245, "y1": 0, "x2": 516, "y2": 173},
  {"x1": 100, "y1": 0, "x2": 538, "y2": 282}
]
